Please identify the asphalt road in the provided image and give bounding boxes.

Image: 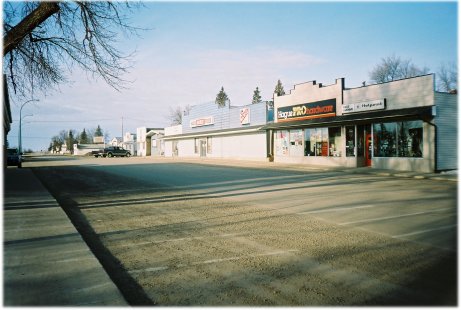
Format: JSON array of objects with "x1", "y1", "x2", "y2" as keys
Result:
[{"x1": 28, "y1": 156, "x2": 457, "y2": 306}]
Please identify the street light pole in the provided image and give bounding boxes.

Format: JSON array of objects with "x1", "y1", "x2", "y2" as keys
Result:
[{"x1": 19, "y1": 99, "x2": 39, "y2": 154}]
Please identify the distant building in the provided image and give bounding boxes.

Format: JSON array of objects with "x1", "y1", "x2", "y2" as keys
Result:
[
  {"x1": 93, "y1": 136, "x2": 104, "y2": 144},
  {"x1": 164, "y1": 100, "x2": 271, "y2": 160},
  {"x1": 136, "y1": 127, "x2": 164, "y2": 157},
  {"x1": 164, "y1": 74, "x2": 456, "y2": 172},
  {"x1": 110, "y1": 137, "x2": 123, "y2": 147},
  {"x1": 121, "y1": 132, "x2": 136, "y2": 155}
]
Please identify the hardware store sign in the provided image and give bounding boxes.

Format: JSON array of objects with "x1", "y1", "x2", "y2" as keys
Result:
[{"x1": 277, "y1": 99, "x2": 336, "y2": 122}]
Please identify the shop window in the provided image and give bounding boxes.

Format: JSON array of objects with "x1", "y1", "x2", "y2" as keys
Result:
[
  {"x1": 290, "y1": 129, "x2": 304, "y2": 156},
  {"x1": 304, "y1": 128, "x2": 328, "y2": 157},
  {"x1": 207, "y1": 137, "x2": 212, "y2": 154},
  {"x1": 304, "y1": 128, "x2": 316, "y2": 156},
  {"x1": 345, "y1": 126, "x2": 355, "y2": 157},
  {"x1": 398, "y1": 121, "x2": 423, "y2": 157},
  {"x1": 275, "y1": 130, "x2": 289, "y2": 156},
  {"x1": 328, "y1": 127, "x2": 342, "y2": 157},
  {"x1": 194, "y1": 138, "x2": 199, "y2": 154},
  {"x1": 357, "y1": 125, "x2": 365, "y2": 157},
  {"x1": 373, "y1": 121, "x2": 423, "y2": 158},
  {"x1": 373, "y1": 123, "x2": 397, "y2": 157},
  {"x1": 172, "y1": 141, "x2": 178, "y2": 156}
]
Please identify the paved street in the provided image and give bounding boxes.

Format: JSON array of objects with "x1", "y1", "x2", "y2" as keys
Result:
[{"x1": 25, "y1": 155, "x2": 457, "y2": 305}]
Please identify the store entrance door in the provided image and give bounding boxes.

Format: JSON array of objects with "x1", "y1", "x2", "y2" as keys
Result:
[
  {"x1": 365, "y1": 132, "x2": 372, "y2": 167},
  {"x1": 199, "y1": 139, "x2": 207, "y2": 157}
]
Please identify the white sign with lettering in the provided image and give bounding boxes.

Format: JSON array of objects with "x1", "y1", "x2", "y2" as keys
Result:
[
  {"x1": 190, "y1": 116, "x2": 214, "y2": 128},
  {"x1": 342, "y1": 99, "x2": 385, "y2": 114},
  {"x1": 240, "y1": 108, "x2": 250, "y2": 125}
]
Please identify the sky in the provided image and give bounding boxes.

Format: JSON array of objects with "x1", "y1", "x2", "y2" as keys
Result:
[{"x1": 5, "y1": 1, "x2": 458, "y2": 151}]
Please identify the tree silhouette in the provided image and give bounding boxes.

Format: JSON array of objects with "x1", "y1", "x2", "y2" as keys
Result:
[{"x1": 215, "y1": 87, "x2": 229, "y2": 107}]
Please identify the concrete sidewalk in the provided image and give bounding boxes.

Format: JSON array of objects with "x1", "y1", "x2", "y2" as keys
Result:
[
  {"x1": 3, "y1": 167, "x2": 127, "y2": 306},
  {"x1": 143, "y1": 156, "x2": 458, "y2": 182}
]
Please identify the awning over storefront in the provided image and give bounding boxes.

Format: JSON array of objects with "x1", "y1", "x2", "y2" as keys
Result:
[
  {"x1": 263, "y1": 106, "x2": 434, "y2": 130},
  {"x1": 164, "y1": 125, "x2": 265, "y2": 140}
]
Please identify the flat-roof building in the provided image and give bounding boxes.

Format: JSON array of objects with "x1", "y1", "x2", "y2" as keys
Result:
[{"x1": 266, "y1": 74, "x2": 456, "y2": 172}]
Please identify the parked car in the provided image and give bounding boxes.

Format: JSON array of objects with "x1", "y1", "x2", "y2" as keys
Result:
[
  {"x1": 100, "y1": 146, "x2": 131, "y2": 158},
  {"x1": 7, "y1": 148, "x2": 22, "y2": 167}
]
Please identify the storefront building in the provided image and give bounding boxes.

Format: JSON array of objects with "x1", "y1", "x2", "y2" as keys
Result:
[
  {"x1": 164, "y1": 101, "x2": 271, "y2": 160},
  {"x1": 136, "y1": 127, "x2": 164, "y2": 157},
  {"x1": 266, "y1": 74, "x2": 457, "y2": 172}
]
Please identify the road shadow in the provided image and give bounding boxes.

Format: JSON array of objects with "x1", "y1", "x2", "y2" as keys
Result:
[{"x1": 30, "y1": 162, "x2": 458, "y2": 306}]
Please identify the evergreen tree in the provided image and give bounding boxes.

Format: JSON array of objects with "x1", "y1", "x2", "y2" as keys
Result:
[
  {"x1": 252, "y1": 87, "x2": 262, "y2": 104},
  {"x1": 274, "y1": 80, "x2": 285, "y2": 96},
  {"x1": 79, "y1": 128, "x2": 89, "y2": 144},
  {"x1": 95, "y1": 125, "x2": 103, "y2": 137},
  {"x1": 215, "y1": 87, "x2": 229, "y2": 107},
  {"x1": 66, "y1": 130, "x2": 77, "y2": 152}
]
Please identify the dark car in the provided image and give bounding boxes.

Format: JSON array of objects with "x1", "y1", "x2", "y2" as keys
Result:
[
  {"x1": 101, "y1": 146, "x2": 131, "y2": 158},
  {"x1": 7, "y1": 148, "x2": 22, "y2": 167}
]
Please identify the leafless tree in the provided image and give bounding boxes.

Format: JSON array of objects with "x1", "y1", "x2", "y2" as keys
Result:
[
  {"x1": 168, "y1": 104, "x2": 191, "y2": 125},
  {"x1": 3, "y1": 1, "x2": 140, "y2": 98},
  {"x1": 369, "y1": 55, "x2": 429, "y2": 84},
  {"x1": 437, "y1": 62, "x2": 457, "y2": 92}
]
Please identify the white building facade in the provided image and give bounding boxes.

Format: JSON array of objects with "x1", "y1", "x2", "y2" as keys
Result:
[
  {"x1": 121, "y1": 132, "x2": 136, "y2": 155},
  {"x1": 164, "y1": 101, "x2": 272, "y2": 161},
  {"x1": 136, "y1": 127, "x2": 164, "y2": 157},
  {"x1": 266, "y1": 74, "x2": 457, "y2": 172}
]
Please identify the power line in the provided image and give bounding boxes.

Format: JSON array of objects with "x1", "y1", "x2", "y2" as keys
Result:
[
  {"x1": 26, "y1": 118, "x2": 115, "y2": 123},
  {"x1": 8, "y1": 135, "x2": 51, "y2": 140}
]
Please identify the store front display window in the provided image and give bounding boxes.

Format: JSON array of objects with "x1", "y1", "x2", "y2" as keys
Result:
[
  {"x1": 304, "y1": 127, "x2": 328, "y2": 157},
  {"x1": 357, "y1": 125, "x2": 365, "y2": 157},
  {"x1": 275, "y1": 130, "x2": 289, "y2": 156},
  {"x1": 373, "y1": 121, "x2": 423, "y2": 158},
  {"x1": 374, "y1": 123, "x2": 397, "y2": 157},
  {"x1": 194, "y1": 138, "x2": 199, "y2": 154},
  {"x1": 346, "y1": 126, "x2": 355, "y2": 157},
  {"x1": 328, "y1": 127, "x2": 342, "y2": 157},
  {"x1": 290, "y1": 129, "x2": 304, "y2": 156},
  {"x1": 398, "y1": 121, "x2": 423, "y2": 157},
  {"x1": 207, "y1": 137, "x2": 212, "y2": 154}
]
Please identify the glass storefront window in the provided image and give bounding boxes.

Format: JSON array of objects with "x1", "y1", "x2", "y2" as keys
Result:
[
  {"x1": 290, "y1": 129, "x2": 304, "y2": 156},
  {"x1": 275, "y1": 130, "x2": 289, "y2": 156},
  {"x1": 398, "y1": 121, "x2": 423, "y2": 157},
  {"x1": 373, "y1": 121, "x2": 423, "y2": 158},
  {"x1": 194, "y1": 138, "x2": 199, "y2": 154},
  {"x1": 304, "y1": 127, "x2": 328, "y2": 157},
  {"x1": 373, "y1": 123, "x2": 397, "y2": 157},
  {"x1": 304, "y1": 128, "x2": 316, "y2": 156},
  {"x1": 346, "y1": 126, "x2": 355, "y2": 157},
  {"x1": 207, "y1": 137, "x2": 212, "y2": 154},
  {"x1": 318, "y1": 128, "x2": 328, "y2": 156},
  {"x1": 357, "y1": 125, "x2": 365, "y2": 157},
  {"x1": 328, "y1": 127, "x2": 342, "y2": 157}
]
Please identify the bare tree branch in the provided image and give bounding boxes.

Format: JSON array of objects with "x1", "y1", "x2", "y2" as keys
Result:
[
  {"x1": 3, "y1": 1, "x2": 141, "y2": 98},
  {"x1": 369, "y1": 55, "x2": 429, "y2": 84},
  {"x1": 3, "y1": 2, "x2": 60, "y2": 56}
]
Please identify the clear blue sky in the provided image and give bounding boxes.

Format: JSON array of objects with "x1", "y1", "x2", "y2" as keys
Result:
[{"x1": 7, "y1": 1, "x2": 458, "y2": 151}]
